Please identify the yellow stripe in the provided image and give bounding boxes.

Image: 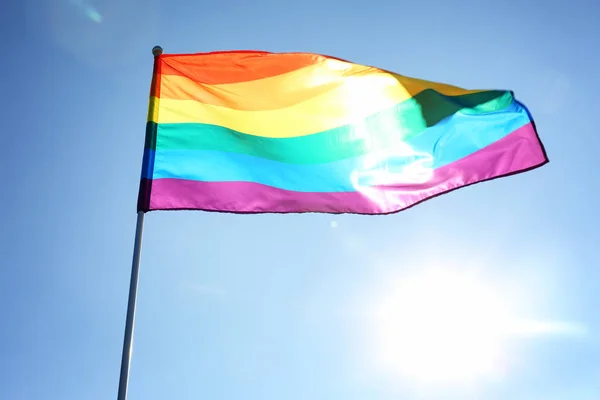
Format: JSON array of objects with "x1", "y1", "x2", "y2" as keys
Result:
[
  {"x1": 147, "y1": 96, "x2": 159, "y2": 122},
  {"x1": 152, "y1": 66, "x2": 486, "y2": 138}
]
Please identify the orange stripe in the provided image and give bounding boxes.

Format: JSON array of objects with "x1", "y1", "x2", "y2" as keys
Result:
[
  {"x1": 158, "y1": 51, "x2": 328, "y2": 84},
  {"x1": 157, "y1": 60, "x2": 373, "y2": 110},
  {"x1": 156, "y1": 58, "x2": 484, "y2": 114}
]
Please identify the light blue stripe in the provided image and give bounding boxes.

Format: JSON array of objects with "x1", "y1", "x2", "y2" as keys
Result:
[{"x1": 148, "y1": 102, "x2": 531, "y2": 192}]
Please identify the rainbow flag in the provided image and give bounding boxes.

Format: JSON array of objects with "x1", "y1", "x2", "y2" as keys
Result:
[{"x1": 137, "y1": 51, "x2": 547, "y2": 214}]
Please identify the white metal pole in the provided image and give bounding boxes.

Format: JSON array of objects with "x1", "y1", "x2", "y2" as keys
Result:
[
  {"x1": 117, "y1": 211, "x2": 145, "y2": 400},
  {"x1": 117, "y1": 44, "x2": 163, "y2": 400}
]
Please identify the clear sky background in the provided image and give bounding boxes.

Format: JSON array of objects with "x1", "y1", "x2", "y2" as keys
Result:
[{"x1": 2, "y1": 0, "x2": 600, "y2": 399}]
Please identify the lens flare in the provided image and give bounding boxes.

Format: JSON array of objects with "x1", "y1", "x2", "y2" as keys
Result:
[{"x1": 70, "y1": 0, "x2": 102, "y2": 23}]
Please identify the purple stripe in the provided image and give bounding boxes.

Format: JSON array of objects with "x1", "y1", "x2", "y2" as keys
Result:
[{"x1": 143, "y1": 123, "x2": 547, "y2": 214}]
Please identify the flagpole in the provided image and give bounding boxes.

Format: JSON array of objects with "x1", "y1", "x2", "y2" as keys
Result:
[
  {"x1": 117, "y1": 211, "x2": 145, "y2": 400},
  {"x1": 116, "y1": 45, "x2": 162, "y2": 400}
]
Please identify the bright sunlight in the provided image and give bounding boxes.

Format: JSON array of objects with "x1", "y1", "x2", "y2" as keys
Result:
[{"x1": 365, "y1": 268, "x2": 584, "y2": 385}]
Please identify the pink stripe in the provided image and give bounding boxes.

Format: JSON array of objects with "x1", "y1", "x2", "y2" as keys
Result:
[{"x1": 147, "y1": 123, "x2": 547, "y2": 214}]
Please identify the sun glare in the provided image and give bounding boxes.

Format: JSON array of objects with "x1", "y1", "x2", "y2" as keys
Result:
[{"x1": 367, "y1": 269, "x2": 522, "y2": 385}]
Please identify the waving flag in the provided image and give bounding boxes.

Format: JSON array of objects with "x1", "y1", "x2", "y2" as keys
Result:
[{"x1": 137, "y1": 50, "x2": 547, "y2": 214}]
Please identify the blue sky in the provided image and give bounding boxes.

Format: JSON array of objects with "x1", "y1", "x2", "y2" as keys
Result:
[{"x1": 2, "y1": 0, "x2": 600, "y2": 399}]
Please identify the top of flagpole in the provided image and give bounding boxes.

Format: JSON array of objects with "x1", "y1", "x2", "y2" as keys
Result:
[{"x1": 152, "y1": 46, "x2": 163, "y2": 57}]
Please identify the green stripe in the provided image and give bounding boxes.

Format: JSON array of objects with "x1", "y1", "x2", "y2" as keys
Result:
[
  {"x1": 144, "y1": 121, "x2": 157, "y2": 153},
  {"x1": 150, "y1": 90, "x2": 512, "y2": 164}
]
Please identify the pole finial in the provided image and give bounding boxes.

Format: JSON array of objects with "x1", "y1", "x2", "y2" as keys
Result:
[{"x1": 152, "y1": 46, "x2": 163, "y2": 57}]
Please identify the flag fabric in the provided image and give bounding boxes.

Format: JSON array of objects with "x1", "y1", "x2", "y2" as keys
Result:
[{"x1": 137, "y1": 51, "x2": 547, "y2": 214}]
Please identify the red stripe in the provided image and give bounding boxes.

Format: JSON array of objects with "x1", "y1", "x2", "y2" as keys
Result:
[
  {"x1": 158, "y1": 51, "x2": 331, "y2": 84},
  {"x1": 149, "y1": 55, "x2": 162, "y2": 97}
]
